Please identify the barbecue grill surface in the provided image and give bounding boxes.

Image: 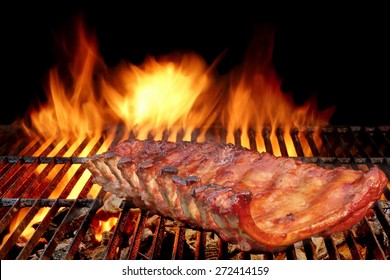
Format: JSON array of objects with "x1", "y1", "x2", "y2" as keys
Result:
[{"x1": 0, "y1": 125, "x2": 389, "y2": 260}]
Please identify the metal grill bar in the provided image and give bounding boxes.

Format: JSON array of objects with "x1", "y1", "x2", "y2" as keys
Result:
[
  {"x1": 148, "y1": 216, "x2": 165, "y2": 259},
  {"x1": 290, "y1": 128, "x2": 305, "y2": 157},
  {"x1": 284, "y1": 245, "x2": 297, "y2": 260},
  {"x1": 276, "y1": 127, "x2": 288, "y2": 156},
  {"x1": 0, "y1": 134, "x2": 109, "y2": 259},
  {"x1": 15, "y1": 200, "x2": 63, "y2": 260},
  {"x1": 38, "y1": 194, "x2": 99, "y2": 260},
  {"x1": 102, "y1": 200, "x2": 136, "y2": 260},
  {"x1": 0, "y1": 126, "x2": 389, "y2": 260},
  {"x1": 2, "y1": 200, "x2": 388, "y2": 259},
  {"x1": 324, "y1": 236, "x2": 340, "y2": 260},
  {"x1": 126, "y1": 210, "x2": 148, "y2": 260},
  {"x1": 262, "y1": 127, "x2": 273, "y2": 154},
  {"x1": 63, "y1": 189, "x2": 105, "y2": 260},
  {"x1": 362, "y1": 217, "x2": 386, "y2": 260}
]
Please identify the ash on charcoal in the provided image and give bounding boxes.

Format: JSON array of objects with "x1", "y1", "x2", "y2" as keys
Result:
[
  {"x1": 27, "y1": 238, "x2": 73, "y2": 260},
  {"x1": 31, "y1": 208, "x2": 70, "y2": 240},
  {"x1": 293, "y1": 241, "x2": 307, "y2": 260},
  {"x1": 312, "y1": 237, "x2": 328, "y2": 260},
  {"x1": 272, "y1": 251, "x2": 287, "y2": 260},
  {"x1": 24, "y1": 207, "x2": 93, "y2": 259},
  {"x1": 250, "y1": 253, "x2": 272, "y2": 260},
  {"x1": 203, "y1": 232, "x2": 220, "y2": 260},
  {"x1": 351, "y1": 214, "x2": 389, "y2": 259},
  {"x1": 51, "y1": 238, "x2": 73, "y2": 259},
  {"x1": 184, "y1": 229, "x2": 198, "y2": 252},
  {"x1": 382, "y1": 201, "x2": 390, "y2": 217},
  {"x1": 78, "y1": 232, "x2": 114, "y2": 260}
]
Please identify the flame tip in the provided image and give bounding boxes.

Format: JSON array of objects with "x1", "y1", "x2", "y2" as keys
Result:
[{"x1": 23, "y1": 18, "x2": 333, "y2": 154}]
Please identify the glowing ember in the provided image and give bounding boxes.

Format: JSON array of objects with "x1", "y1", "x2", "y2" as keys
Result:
[{"x1": 13, "y1": 18, "x2": 335, "y2": 244}]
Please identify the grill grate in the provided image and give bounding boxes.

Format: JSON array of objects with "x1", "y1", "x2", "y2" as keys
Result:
[{"x1": 0, "y1": 125, "x2": 389, "y2": 260}]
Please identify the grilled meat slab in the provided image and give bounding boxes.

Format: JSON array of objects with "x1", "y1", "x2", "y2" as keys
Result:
[{"x1": 83, "y1": 139, "x2": 388, "y2": 252}]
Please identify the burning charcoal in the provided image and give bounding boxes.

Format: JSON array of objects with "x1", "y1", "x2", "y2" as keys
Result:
[
  {"x1": 83, "y1": 228, "x2": 95, "y2": 247},
  {"x1": 327, "y1": 231, "x2": 355, "y2": 260},
  {"x1": 226, "y1": 244, "x2": 242, "y2": 258},
  {"x1": 332, "y1": 232, "x2": 353, "y2": 260},
  {"x1": 145, "y1": 214, "x2": 160, "y2": 230},
  {"x1": 273, "y1": 251, "x2": 287, "y2": 260},
  {"x1": 134, "y1": 228, "x2": 155, "y2": 259},
  {"x1": 28, "y1": 254, "x2": 39, "y2": 260},
  {"x1": 120, "y1": 247, "x2": 130, "y2": 259},
  {"x1": 293, "y1": 241, "x2": 307, "y2": 260},
  {"x1": 382, "y1": 201, "x2": 390, "y2": 216},
  {"x1": 101, "y1": 231, "x2": 113, "y2": 246},
  {"x1": 67, "y1": 208, "x2": 90, "y2": 235},
  {"x1": 249, "y1": 254, "x2": 267, "y2": 260},
  {"x1": 78, "y1": 242, "x2": 87, "y2": 252},
  {"x1": 34, "y1": 249, "x2": 45, "y2": 259},
  {"x1": 366, "y1": 214, "x2": 389, "y2": 252},
  {"x1": 184, "y1": 229, "x2": 198, "y2": 252},
  {"x1": 141, "y1": 228, "x2": 154, "y2": 243},
  {"x1": 32, "y1": 208, "x2": 70, "y2": 239},
  {"x1": 88, "y1": 245, "x2": 108, "y2": 260},
  {"x1": 331, "y1": 231, "x2": 345, "y2": 246},
  {"x1": 52, "y1": 238, "x2": 73, "y2": 260},
  {"x1": 338, "y1": 244, "x2": 353, "y2": 260},
  {"x1": 312, "y1": 237, "x2": 327, "y2": 260},
  {"x1": 204, "y1": 232, "x2": 220, "y2": 260},
  {"x1": 78, "y1": 242, "x2": 95, "y2": 260},
  {"x1": 78, "y1": 231, "x2": 113, "y2": 259},
  {"x1": 163, "y1": 219, "x2": 177, "y2": 235},
  {"x1": 350, "y1": 216, "x2": 390, "y2": 259}
]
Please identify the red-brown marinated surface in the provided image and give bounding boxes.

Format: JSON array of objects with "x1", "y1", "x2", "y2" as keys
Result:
[{"x1": 83, "y1": 139, "x2": 388, "y2": 252}]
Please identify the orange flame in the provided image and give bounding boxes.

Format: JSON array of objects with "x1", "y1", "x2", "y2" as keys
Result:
[
  {"x1": 15, "y1": 19, "x2": 335, "y2": 243},
  {"x1": 102, "y1": 52, "x2": 217, "y2": 141},
  {"x1": 94, "y1": 217, "x2": 119, "y2": 243},
  {"x1": 23, "y1": 20, "x2": 111, "y2": 143},
  {"x1": 23, "y1": 20, "x2": 334, "y2": 154}
]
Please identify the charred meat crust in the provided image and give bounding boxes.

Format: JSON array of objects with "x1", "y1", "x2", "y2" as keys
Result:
[{"x1": 83, "y1": 139, "x2": 388, "y2": 252}]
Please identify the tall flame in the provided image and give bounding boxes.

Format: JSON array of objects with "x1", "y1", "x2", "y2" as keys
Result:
[
  {"x1": 221, "y1": 27, "x2": 333, "y2": 154},
  {"x1": 11, "y1": 19, "x2": 335, "y2": 245},
  {"x1": 24, "y1": 21, "x2": 110, "y2": 142},
  {"x1": 102, "y1": 52, "x2": 217, "y2": 141},
  {"x1": 23, "y1": 20, "x2": 334, "y2": 154}
]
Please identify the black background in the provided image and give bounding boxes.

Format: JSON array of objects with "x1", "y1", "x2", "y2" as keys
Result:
[{"x1": 1, "y1": 2, "x2": 389, "y2": 126}]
